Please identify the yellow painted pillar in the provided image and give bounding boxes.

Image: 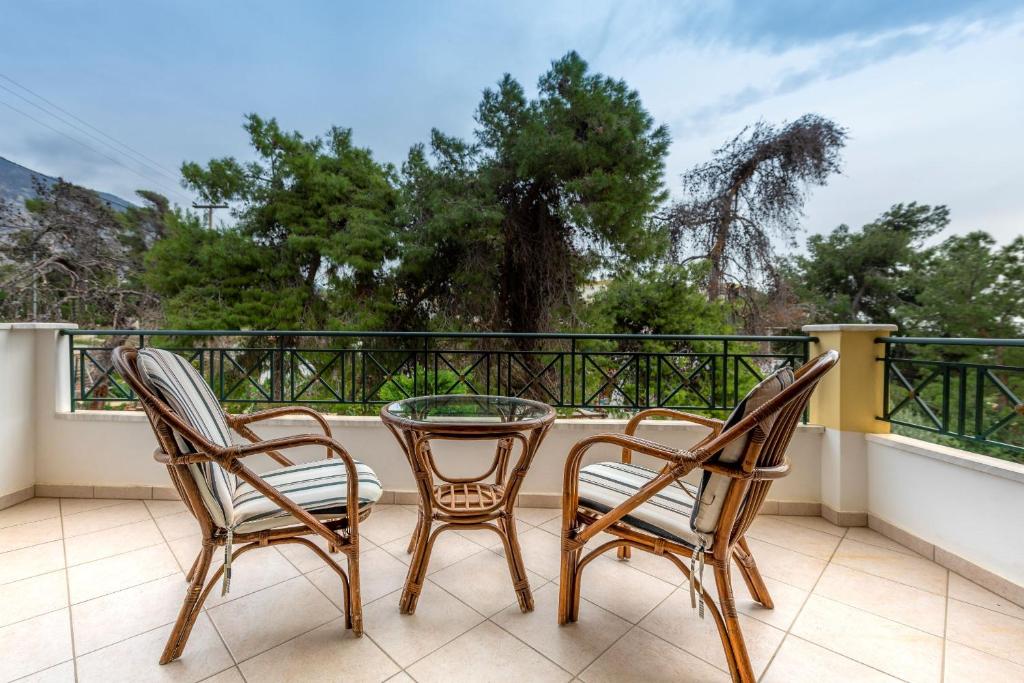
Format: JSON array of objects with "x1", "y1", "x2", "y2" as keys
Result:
[{"x1": 802, "y1": 324, "x2": 897, "y2": 525}]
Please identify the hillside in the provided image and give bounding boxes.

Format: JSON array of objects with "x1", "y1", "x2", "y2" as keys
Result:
[{"x1": 0, "y1": 156, "x2": 135, "y2": 215}]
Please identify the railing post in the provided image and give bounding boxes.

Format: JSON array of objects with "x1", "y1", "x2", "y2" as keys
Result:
[{"x1": 802, "y1": 323, "x2": 897, "y2": 526}]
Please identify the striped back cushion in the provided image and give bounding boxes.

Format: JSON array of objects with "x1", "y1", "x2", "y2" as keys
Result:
[
  {"x1": 690, "y1": 366, "x2": 794, "y2": 536},
  {"x1": 136, "y1": 348, "x2": 235, "y2": 527}
]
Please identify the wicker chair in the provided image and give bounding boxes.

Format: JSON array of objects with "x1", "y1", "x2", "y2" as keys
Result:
[
  {"x1": 558, "y1": 350, "x2": 838, "y2": 683},
  {"x1": 112, "y1": 346, "x2": 382, "y2": 664}
]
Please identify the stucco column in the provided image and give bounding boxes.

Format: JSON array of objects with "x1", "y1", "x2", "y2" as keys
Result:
[{"x1": 802, "y1": 323, "x2": 897, "y2": 526}]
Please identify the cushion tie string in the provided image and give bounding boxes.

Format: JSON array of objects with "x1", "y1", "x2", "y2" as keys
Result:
[
  {"x1": 221, "y1": 528, "x2": 233, "y2": 596},
  {"x1": 689, "y1": 538, "x2": 706, "y2": 619}
]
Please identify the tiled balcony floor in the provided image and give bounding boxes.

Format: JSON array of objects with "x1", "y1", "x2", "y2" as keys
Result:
[{"x1": 1, "y1": 499, "x2": 1023, "y2": 682}]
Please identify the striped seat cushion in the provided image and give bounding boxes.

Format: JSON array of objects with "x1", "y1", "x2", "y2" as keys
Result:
[
  {"x1": 578, "y1": 461, "x2": 703, "y2": 549},
  {"x1": 691, "y1": 367, "x2": 794, "y2": 535},
  {"x1": 136, "y1": 348, "x2": 235, "y2": 528},
  {"x1": 232, "y1": 458, "x2": 383, "y2": 533}
]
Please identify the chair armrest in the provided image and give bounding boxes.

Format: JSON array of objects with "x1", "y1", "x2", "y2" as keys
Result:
[
  {"x1": 227, "y1": 407, "x2": 334, "y2": 464},
  {"x1": 621, "y1": 409, "x2": 723, "y2": 463},
  {"x1": 227, "y1": 434, "x2": 366, "y2": 544}
]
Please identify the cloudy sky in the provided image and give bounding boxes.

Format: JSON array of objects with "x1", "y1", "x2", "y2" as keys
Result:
[{"x1": 1, "y1": 0, "x2": 1021, "y2": 245}]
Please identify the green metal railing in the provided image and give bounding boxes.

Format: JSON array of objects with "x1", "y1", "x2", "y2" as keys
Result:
[
  {"x1": 62, "y1": 329, "x2": 814, "y2": 415},
  {"x1": 878, "y1": 337, "x2": 1024, "y2": 455}
]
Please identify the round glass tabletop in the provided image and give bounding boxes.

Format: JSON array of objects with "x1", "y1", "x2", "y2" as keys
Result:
[{"x1": 382, "y1": 394, "x2": 555, "y2": 430}]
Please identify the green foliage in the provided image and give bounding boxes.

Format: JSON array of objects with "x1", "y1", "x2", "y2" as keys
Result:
[
  {"x1": 163, "y1": 114, "x2": 400, "y2": 329},
  {"x1": 899, "y1": 232, "x2": 1024, "y2": 340},
  {"x1": 394, "y1": 51, "x2": 671, "y2": 332},
  {"x1": 788, "y1": 203, "x2": 949, "y2": 327},
  {"x1": 582, "y1": 263, "x2": 733, "y2": 337}
]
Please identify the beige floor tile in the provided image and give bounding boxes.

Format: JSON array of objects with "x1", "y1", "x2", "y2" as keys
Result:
[
  {"x1": 742, "y1": 537, "x2": 827, "y2": 591},
  {"x1": 385, "y1": 673, "x2": 413, "y2": 683},
  {"x1": 68, "y1": 543, "x2": 181, "y2": 604},
  {"x1": 359, "y1": 506, "x2": 418, "y2": 545},
  {"x1": 0, "y1": 570, "x2": 67, "y2": 628},
  {"x1": 0, "y1": 499, "x2": 60, "y2": 530},
  {"x1": 75, "y1": 613, "x2": 233, "y2": 683},
  {"x1": 0, "y1": 541, "x2": 65, "y2": 585},
  {"x1": 580, "y1": 626, "x2": 729, "y2": 683},
  {"x1": 609, "y1": 547, "x2": 687, "y2": 586},
  {"x1": 761, "y1": 635, "x2": 900, "y2": 682},
  {"x1": 790, "y1": 595, "x2": 943, "y2": 683},
  {"x1": 946, "y1": 598, "x2": 1024, "y2": 666},
  {"x1": 747, "y1": 516, "x2": 842, "y2": 560},
  {"x1": 493, "y1": 582, "x2": 631, "y2": 675},
  {"x1": 712, "y1": 575, "x2": 809, "y2": 631},
  {"x1": 199, "y1": 668, "x2": 245, "y2": 683},
  {"x1": 948, "y1": 572, "x2": 1024, "y2": 620},
  {"x1": 515, "y1": 506, "x2": 562, "y2": 526},
  {"x1": 0, "y1": 609, "x2": 72, "y2": 682},
  {"x1": 64, "y1": 518, "x2": 164, "y2": 566},
  {"x1": 59, "y1": 498, "x2": 126, "y2": 515},
  {"x1": 380, "y1": 530, "x2": 483, "y2": 573},
  {"x1": 640, "y1": 588, "x2": 785, "y2": 676},
  {"x1": 71, "y1": 574, "x2": 187, "y2": 654},
  {"x1": 208, "y1": 576, "x2": 340, "y2": 662},
  {"x1": 144, "y1": 499, "x2": 188, "y2": 518},
  {"x1": 813, "y1": 563, "x2": 947, "y2": 635},
  {"x1": 274, "y1": 534, "x2": 332, "y2": 573},
  {"x1": 60, "y1": 500, "x2": 151, "y2": 538},
  {"x1": 361, "y1": 582, "x2": 484, "y2": 666},
  {"x1": 579, "y1": 556, "x2": 675, "y2": 623},
  {"x1": 239, "y1": 617, "x2": 399, "y2": 682},
  {"x1": 944, "y1": 640, "x2": 1024, "y2": 682},
  {"x1": 845, "y1": 526, "x2": 922, "y2": 557},
  {"x1": 430, "y1": 548, "x2": 546, "y2": 616},
  {"x1": 0, "y1": 517, "x2": 62, "y2": 554},
  {"x1": 455, "y1": 519, "x2": 531, "y2": 549},
  {"x1": 154, "y1": 511, "x2": 200, "y2": 541},
  {"x1": 766, "y1": 514, "x2": 846, "y2": 537},
  {"x1": 831, "y1": 538, "x2": 948, "y2": 595},
  {"x1": 204, "y1": 547, "x2": 300, "y2": 609},
  {"x1": 407, "y1": 621, "x2": 569, "y2": 683},
  {"x1": 493, "y1": 526, "x2": 563, "y2": 580},
  {"x1": 308, "y1": 547, "x2": 408, "y2": 608},
  {"x1": 14, "y1": 660, "x2": 76, "y2": 682}
]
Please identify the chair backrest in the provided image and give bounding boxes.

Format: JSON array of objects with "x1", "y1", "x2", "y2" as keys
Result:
[
  {"x1": 113, "y1": 347, "x2": 235, "y2": 528},
  {"x1": 692, "y1": 350, "x2": 839, "y2": 544},
  {"x1": 690, "y1": 366, "x2": 794, "y2": 535}
]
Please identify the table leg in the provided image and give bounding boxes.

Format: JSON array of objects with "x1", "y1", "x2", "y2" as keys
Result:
[
  {"x1": 498, "y1": 513, "x2": 534, "y2": 612},
  {"x1": 400, "y1": 512, "x2": 434, "y2": 614}
]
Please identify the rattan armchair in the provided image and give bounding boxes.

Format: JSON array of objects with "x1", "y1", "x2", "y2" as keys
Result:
[
  {"x1": 112, "y1": 347, "x2": 381, "y2": 665},
  {"x1": 558, "y1": 351, "x2": 838, "y2": 683}
]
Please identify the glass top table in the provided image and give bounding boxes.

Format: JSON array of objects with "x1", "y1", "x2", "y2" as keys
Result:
[
  {"x1": 380, "y1": 394, "x2": 556, "y2": 615},
  {"x1": 382, "y1": 394, "x2": 555, "y2": 431}
]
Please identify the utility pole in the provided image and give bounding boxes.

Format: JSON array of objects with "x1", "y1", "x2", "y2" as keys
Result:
[{"x1": 192, "y1": 202, "x2": 228, "y2": 230}]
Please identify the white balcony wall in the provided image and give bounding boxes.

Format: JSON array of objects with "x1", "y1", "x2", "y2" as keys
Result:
[
  {"x1": 40, "y1": 411, "x2": 825, "y2": 503},
  {"x1": 867, "y1": 433, "x2": 1024, "y2": 589}
]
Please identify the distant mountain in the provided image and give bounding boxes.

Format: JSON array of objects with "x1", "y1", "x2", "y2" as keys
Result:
[{"x1": 0, "y1": 156, "x2": 136, "y2": 214}]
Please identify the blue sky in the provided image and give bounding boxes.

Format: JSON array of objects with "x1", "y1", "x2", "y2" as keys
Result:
[{"x1": 1, "y1": 0, "x2": 1022, "y2": 243}]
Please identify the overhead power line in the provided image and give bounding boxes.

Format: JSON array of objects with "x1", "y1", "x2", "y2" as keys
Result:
[
  {"x1": 0, "y1": 97, "x2": 191, "y2": 204},
  {"x1": 0, "y1": 73, "x2": 182, "y2": 181}
]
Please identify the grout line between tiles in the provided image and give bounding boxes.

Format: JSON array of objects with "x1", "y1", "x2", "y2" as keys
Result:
[{"x1": 57, "y1": 498, "x2": 79, "y2": 683}]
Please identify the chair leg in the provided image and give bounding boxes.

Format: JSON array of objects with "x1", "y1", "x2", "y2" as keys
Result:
[
  {"x1": 160, "y1": 543, "x2": 214, "y2": 664},
  {"x1": 733, "y1": 536, "x2": 774, "y2": 609},
  {"x1": 558, "y1": 545, "x2": 582, "y2": 624},
  {"x1": 616, "y1": 545, "x2": 631, "y2": 561},
  {"x1": 347, "y1": 549, "x2": 363, "y2": 636},
  {"x1": 713, "y1": 562, "x2": 756, "y2": 683}
]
